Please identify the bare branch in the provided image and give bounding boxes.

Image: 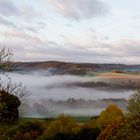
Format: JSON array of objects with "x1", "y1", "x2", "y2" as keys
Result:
[
  {"x1": 0, "y1": 47, "x2": 14, "y2": 73},
  {"x1": 0, "y1": 77, "x2": 30, "y2": 100}
]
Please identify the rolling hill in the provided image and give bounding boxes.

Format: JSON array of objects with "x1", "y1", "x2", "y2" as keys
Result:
[{"x1": 13, "y1": 61, "x2": 140, "y2": 75}]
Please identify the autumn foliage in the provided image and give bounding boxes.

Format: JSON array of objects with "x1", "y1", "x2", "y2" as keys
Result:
[
  {"x1": 97, "y1": 116, "x2": 140, "y2": 140},
  {"x1": 97, "y1": 104, "x2": 124, "y2": 129},
  {"x1": 44, "y1": 115, "x2": 80, "y2": 138}
]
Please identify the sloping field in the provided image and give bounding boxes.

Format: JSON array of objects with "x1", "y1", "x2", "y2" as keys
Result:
[{"x1": 96, "y1": 72, "x2": 140, "y2": 85}]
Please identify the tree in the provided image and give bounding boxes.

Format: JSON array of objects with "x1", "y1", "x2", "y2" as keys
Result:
[
  {"x1": 127, "y1": 89, "x2": 140, "y2": 116},
  {"x1": 38, "y1": 119, "x2": 101, "y2": 140},
  {"x1": 97, "y1": 116, "x2": 140, "y2": 140},
  {"x1": 0, "y1": 77, "x2": 29, "y2": 99},
  {"x1": 0, "y1": 90, "x2": 21, "y2": 123},
  {"x1": 44, "y1": 115, "x2": 80, "y2": 138},
  {"x1": 98, "y1": 104, "x2": 124, "y2": 129},
  {"x1": 0, "y1": 47, "x2": 29, "y2": 123},
  {"x1": 0, "y1": 48, "x2": 13, "y2": 73}
]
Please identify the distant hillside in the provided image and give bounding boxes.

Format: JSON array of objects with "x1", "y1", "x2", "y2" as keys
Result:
[{"x1": 13, "y1": 61, "x2": 140, "y2": 75}]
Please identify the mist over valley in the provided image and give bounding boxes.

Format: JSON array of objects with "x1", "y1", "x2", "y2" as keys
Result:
[{"x1": 6, "y1": 61, "x2": 140, "y2": 118}]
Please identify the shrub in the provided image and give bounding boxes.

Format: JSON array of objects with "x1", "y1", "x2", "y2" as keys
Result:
[
  {"x1": 38, "y1": 127, "x2": 101, "y2": 140},
  {"x1": 7, "y1": 121, "x2": 44, "y2": 140},
  {"x1": 76, "y1": 127, "x2": 101, "y2": 140}
]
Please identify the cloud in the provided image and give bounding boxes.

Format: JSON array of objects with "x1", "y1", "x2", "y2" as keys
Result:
[
  {"x1": 0, "y1": 16, "x2": 16, "y2": 27},
  {"x1": 0, "y1": 0, "x2": 44, "y2": 34},
  {"x1": 47, "y1": 0, "x2": 108, "y2": 20},
  {"x1": 0, "y1": 17, "x2": 43, "y2": 34},
  {"x1": 0, "y1": 0, "x2": 18, "y2": 16},
  {"x1": 0, "y1": 0, "x2": 39, "y2": 19},
  {"x1": 1, "y1": 28, "x2": 140, "y2": 64},
  {"x1": 113, "y1": 39, "x2": 140, "y2": 57}
]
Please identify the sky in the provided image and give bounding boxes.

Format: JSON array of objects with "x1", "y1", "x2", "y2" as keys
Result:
[{"x1": 0, "y1": 0, "x2": 140, "y2": 64}]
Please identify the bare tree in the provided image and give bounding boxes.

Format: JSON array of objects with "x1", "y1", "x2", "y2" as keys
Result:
[
  {"x1": 0, "y1": 77, "x2": 29, "y2": 99},
  {"x1": 127, "y1": 89, "x2": 140, "y2": 116},
  {"x1": 0, "y1": 47, "x2": 13, "y2": 73},
  {"x1": 0, "y1": 47, "x2": 29, "y2": 98},
  {"x1": 0, "y1": 47, "x2": 30, "y2": 123}
]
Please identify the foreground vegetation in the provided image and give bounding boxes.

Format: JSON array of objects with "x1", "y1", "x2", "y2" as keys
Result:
[
  {"x1": 1, "y1": 86, "x2": 140, "y2": 140},
  {"x1": 0, "y1": 100, "x2": 140, "y2": 140}
]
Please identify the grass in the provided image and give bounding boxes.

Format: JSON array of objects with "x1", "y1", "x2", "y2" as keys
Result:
[{"x1": 71, "y1": 116, "x2": 92, "y2": 123}]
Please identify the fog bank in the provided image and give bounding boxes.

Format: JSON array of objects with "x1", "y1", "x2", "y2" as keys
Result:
[{"x1": 2, "y1": 71, "x2": 134, "y2": 117}]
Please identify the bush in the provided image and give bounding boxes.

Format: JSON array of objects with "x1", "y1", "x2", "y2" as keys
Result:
[
  {"x1": 7, "y1": 121, "x2": 44, "y2": 140},
  {"x1": 76, "y1": 127, "x2": 101, "y2": 140},
  {"x1": 38, "y1": 127, "x2": 100, "y2": 140}
]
